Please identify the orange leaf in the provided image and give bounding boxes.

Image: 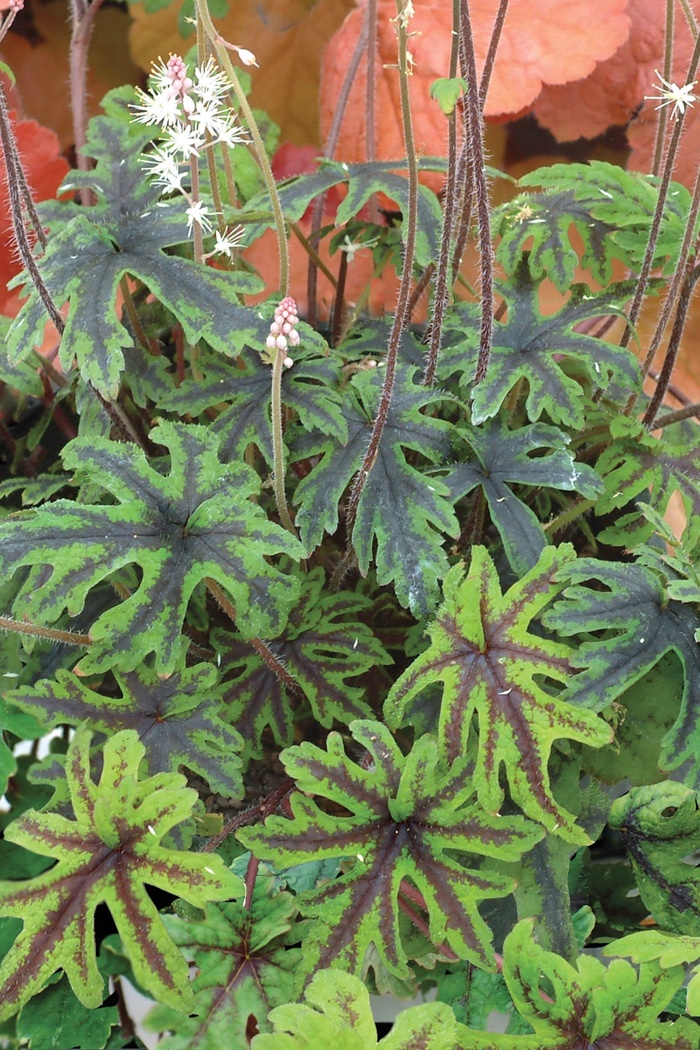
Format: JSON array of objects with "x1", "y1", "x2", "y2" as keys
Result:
[
  {"x1": 319, "y1": 0, "x2": 630, "y2": 168},
  {"x1": 0, "y1": 93, "x2": 69, "y2": 316},
  {"x1": 0, "y1": 2, "x2": 141, "y2": 150}
]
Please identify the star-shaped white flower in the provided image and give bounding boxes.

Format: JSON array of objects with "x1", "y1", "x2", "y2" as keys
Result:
[
  {"x1": 645, "y1": 70, "x2": 698, "y2": 120},
  {"x1": 186, "y1": 200, "x2": 213, "y2": 235}
]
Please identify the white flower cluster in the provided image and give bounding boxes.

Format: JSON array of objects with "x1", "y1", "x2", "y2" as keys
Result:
[
  {"x1": 131, "y1": 54, "x2": 245, "y2": 249},
  {"x1": 266, "y1": 296, "x2": 300, "y2": 368}
]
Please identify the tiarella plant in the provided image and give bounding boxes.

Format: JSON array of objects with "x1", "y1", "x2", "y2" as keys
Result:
[{"x1": 2, "y1": 0, "x2": 700, "y2": 1047}]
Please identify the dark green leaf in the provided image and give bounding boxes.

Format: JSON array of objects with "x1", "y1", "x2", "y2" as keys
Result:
[
  {"x1": 8, "y1": 662, "x2": 244, "y2": 798},
  {"x1": 216, "y1": 566, "x2": 391, "y2": 756},
  {"x1": 441, "y1": 418, "x2": 603, "y2": 574},
  {"x1": 159, "y1": 345, "x2": 346, "y2": 463},
  {"x1": 542, "y1": 559, "x2": 700, "y2": 782},
  {"x1": 7, "y1": 110, "x2": 265, "y2": 397},
  {"x1": 293, "y1": 365, "x2": 459, "y2": 617},
  {"x1": 442, "y1": 264, "x2": 640, "y2": 428}
]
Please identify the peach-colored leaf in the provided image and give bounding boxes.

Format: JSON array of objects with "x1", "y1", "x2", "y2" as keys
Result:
[
  {"x1": 0, "y1": 95, "x2": 69, "y2": 316},
  {"x1": 0, "y1": 2, "x2": 141, "y2": 150},
  {"x1": 320, "y1": 0, "x2": 630, "y2": 168}
]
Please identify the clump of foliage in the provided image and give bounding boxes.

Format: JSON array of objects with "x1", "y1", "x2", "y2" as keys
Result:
[{"x1": 1, "y1": 0, "x2": 700, "y2": 1047}]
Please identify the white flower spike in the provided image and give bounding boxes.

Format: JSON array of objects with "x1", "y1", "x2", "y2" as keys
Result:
[{"x1": 645, "y1": 70, "x2": 698, "y2": 120}]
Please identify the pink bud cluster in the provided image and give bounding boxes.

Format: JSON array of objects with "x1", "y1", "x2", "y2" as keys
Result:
[
  {"x1": 266, "y1": 296, "x2": 300, "y2": 367},
  {"x1": 165, "y1": 54, "x2": 195, "y2": 115},
  {"x1": 9, "y1": 0, "x2": 24, "y2": 12}
]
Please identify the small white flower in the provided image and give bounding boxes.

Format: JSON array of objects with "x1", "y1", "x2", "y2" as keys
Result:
[
  {"x1": 193, "y1": 57, "x2": 230, "y2": 103},
  {"x1": 167, "y1": 122, "x2": 205, "y2": 160},
  {"x1": 645, "y1": 70, "x2": 698, "y2": 119},
  {"x1": 213, "y1": 226, "x2": 244, "y2": 256},
  {"x1": 132, "y1": 87, "x2": 182, "y2": 129},
  {"x1": 186, "y1": 200, "x2": 213, "y2": 235},
  {"x1": 143, "y1": 147, "x2": 188, "y2": 192}
]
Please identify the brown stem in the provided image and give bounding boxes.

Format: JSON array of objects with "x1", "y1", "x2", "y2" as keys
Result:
[
  {"x1": 622, "y1": 28, "x2": 700, "y2": 351},
  {"x1": 654, "y1": 400, "x2": 700, "y2": 427},
  {"x1": 243, "y1": 853, "x2": 259, "y2": 911},
  {"x1": 205, "y1": 578, "x2": 303, "y2": 695},
  {"x1": 478, "y1": 0, "x2": 510, "y2": 106},
  {"x1": 0, "y1": 616, "x2": 91, "y2": 647},
  {"x1": 423, "y1": 0, "x2": 462, "y2": 387},
  {"x1": 460, "y1": 0, "x2": 493, "y2": 384},
  {"x1": 306, "y1": 7, "x2": 370, "y2": 327},
  {"x1": 643, "y1": 260, "x2": 700, "y2": 427},
  {"x1": 68, "y1": 0, "x2": 106, "y2": 197},
  {"x1": 0, "y1": 83, "x2": 65, "y2": 335},
  {"x1": 202, "y1": 778, "x2": 295, "y2": 853},
  {"x1": 344, "y1": 0, "x2": 420, "y2": 543}
]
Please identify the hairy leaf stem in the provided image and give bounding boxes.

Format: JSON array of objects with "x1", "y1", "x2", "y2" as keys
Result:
[
  {"x1": 195, "y1": 0, "x2": 289, "y2": 295},
  {"x1": 344, "y1": 0, "x2": 420, "y2": 543},
  {"x1": 68, "y1": 0, "x2": 106, "y2": 201},
  {"x1": 0, "y1": 616, "x2": 91, "y2": 648},
  {"x1": 205, "y1": 578, "x2": 301, "y2": 693},
  {"x1": 0, "y1": 83, "x2": 64, "y2": 335},
  {"x1": 652, "y1": 0, "x2": 675, "y2": 176},
  {"x1": 459, "y1": 0, "x2": 494, "y2": 385},
  {"x1": 423, "y1": 0, "x2": 462, "y2": 387},
  {"x1": 643, "y1": 260, "x2": 700, "y2": 427},
  {"x1": 622, "y1": 28, "x2": 700, "y2": 352},
  {"x1": 270, "y1": 348, "x2": 296, "y2": 534}
]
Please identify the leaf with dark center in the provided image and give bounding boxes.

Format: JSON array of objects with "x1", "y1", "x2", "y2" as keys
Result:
[
  {"x1": 0, "y1": 728, "x2": 242, "y2": 1023},
  {"x1": 542, "y1": 559, "x2": 700, "y2": 783},
  {"x1": 386, "y1": 545, "x2": 612, "y2": 841},
  {"x1": 293, "y1": 365, "x2": 459, "y2": 617},
  {"x1": 215, "y1": 566, "x2": 391, "y2": 757},
  {"x1": 158, "y1": 346, "x2": 347, "y2": 464},
  {"x1": 144, "y1": 875, "x2": 301, "y2": 1048},
  {"x1": 7, "y1": 662, "x2": 243, "y2": 798},
  {"x1": 239, "y1": 721, "x2": 542, "y2": 979},
  {"x1": 6, "y1": 109, "x2": 266, "y2": 397},
  {"x1": 0, "y1": 419, "x2": 303, "y2": 674},
  {"x1": 440, "y1": 418, "x2": 603, "y2": 574}
]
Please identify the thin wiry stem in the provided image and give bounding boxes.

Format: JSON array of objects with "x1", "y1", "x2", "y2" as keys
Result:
[
  {"x1": 643, "y1": 260, "x2": 700, "y2": 428},
  {"x1": 0, "y1": 82, "x2": 64, "y2": 335},
  {"x1": 306, "y1": 8, "x2": 369, "y2": 327},
  {"x1": 626, "y1": 157, "x2": 700, "y2": 417},
  {"x1": 270, "y1": 348, "x2": 296, "y2": 534},
  {"x1": 195, "y1": 0, "x2": 289, "y2": 294},
  {"x1": 0, "y1": 616, "x2": 91, "y2": 648},
  {"x1": 652, "y1": 0, "x2": 675, "y2": 176},
  {"x1": 622, "y1": 28, "x2": 700, "y2": 351},
  {"x1": 423, "y1": 0, "x2": 461, "y2": 387},
  {"x1": 68, "y1": 0, "x2": 106, "y2": 200},
  {"x1": 344, "y1": 0, "x2": 420, "y2": 541},
  {"x1": 460, "y1": 0, "x2": 493, "y2": 384},
  {"x1": 654, "y1": 400, "x2": 700, "y2": 428},
  {"x1": 478, "y1": 0, "x2": 509, "y2": 105},
  {"x1": 678, "y1": 0, "x2": 699, "y2": 38}
]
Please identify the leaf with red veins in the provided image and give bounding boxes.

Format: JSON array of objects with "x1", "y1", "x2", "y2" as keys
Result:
[
  {"x1": 239, "y1": 721, "x2": 543, "y2": 980},
  {"x1": 0, "y1": 728, "x2": 242, "y2": 1023},
  {"x1": 385, "y1": 545, "x2": 612, "y2": 842}
]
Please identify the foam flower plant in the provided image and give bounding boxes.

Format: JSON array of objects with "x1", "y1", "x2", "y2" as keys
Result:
[{"x1": 132, "y1": 53, "x2": 245, "y2": 251}]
